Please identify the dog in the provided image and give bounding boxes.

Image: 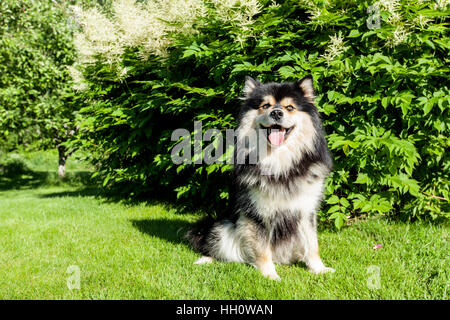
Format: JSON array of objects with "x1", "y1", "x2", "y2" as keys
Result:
[{"x1": 186, "y1": 75, "x2": 334, "y2": 280}]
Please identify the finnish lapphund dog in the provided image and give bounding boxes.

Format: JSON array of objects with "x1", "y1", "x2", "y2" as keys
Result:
[{"x1": 186, "y1": 75, "x2": 334, "y2": 280}]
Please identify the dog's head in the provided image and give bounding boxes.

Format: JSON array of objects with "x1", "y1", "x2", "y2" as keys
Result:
[{"x1": 238, "y1": 75, "x2": 319, "y2": 154}]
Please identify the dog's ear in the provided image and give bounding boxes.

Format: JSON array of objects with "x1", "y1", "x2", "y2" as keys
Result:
[
  {"x1": 296, "y1": 75, "x2": 315, "y2": 102},
  {"x1": 243, "y1": 76, "x2": 261, "y2": 97}
]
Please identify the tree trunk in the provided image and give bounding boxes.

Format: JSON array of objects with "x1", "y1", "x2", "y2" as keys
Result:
[{"x1": 58, "y1": 146, "x2": 66, "y2": 179}]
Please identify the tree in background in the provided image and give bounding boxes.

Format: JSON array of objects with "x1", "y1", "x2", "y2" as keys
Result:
[{"x1": 0, "y1": 0, "x2": 86, "y2": 177}]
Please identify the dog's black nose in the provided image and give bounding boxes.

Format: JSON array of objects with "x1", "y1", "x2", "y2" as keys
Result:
[{"x1": 270, "y1": 109, "x2": 283, "y2": 121}]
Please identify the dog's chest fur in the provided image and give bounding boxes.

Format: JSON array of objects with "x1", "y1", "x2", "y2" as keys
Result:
[
  {"x1": 249, "y1": 170, "x2": 324, "y2": 215},
  {"x1": 237, "y1": 163, "x2": 326, "y2": 264}
]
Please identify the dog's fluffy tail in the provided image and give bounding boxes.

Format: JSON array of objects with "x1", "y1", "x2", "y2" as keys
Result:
[{"x1": 185, "y1": 216, "x2": 216, "y2": 256}]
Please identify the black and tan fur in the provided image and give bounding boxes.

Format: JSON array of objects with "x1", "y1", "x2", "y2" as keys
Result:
[{"x1": 186, "y1": 75, "x2": 334, "y2": 280}]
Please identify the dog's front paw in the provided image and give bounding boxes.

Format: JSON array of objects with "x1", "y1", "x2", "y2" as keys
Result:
[
  {"x1": 309, "y1": 266, "x2": 335, "y2": 274},
  {"x1": 258, "y1": 262, "x2": 281, "y2": 281},
  {"x1": 194, "y1": 256, "x2": 214, "y2": 265},
  {"x1": 263, "y1": 272, "x2": 281, "y2": 281}
]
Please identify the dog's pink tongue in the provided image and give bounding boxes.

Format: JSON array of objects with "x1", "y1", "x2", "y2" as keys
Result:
[{"x1": 268, "y1": 130, "x2": 285, "y2": 146}]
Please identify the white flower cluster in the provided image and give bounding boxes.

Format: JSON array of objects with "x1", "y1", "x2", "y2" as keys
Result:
[
  {"x1": 210, "y1": 0, "x2": 263, "y2": 47},
  {"x1": 389, "y1": 25, "x2": 411, "y2": 47},
  {"x1": 413, "y1": 14, "x2": 432, "y2": 29},
  {"x1": 72, "y1": 0, "x2": 206, "y2": 64},
  {"x1": 72, "y1": 7, "x2": 119, "y2": 65},
  {"x1": 321, "y1": 34, "x2": 348, "y2": 66},
  {"x1": 211, "y1": 0, "x2": 262, "y2": 26},
  {"x1": 376, "y1": 0, "x2": 401, "y2": 15},
  {"x1": 434, "y1": 0, "x2": 450, "y2": 9},
  {"x1": 70, "y1": 0, "x2": 263, "y2": 86},
  {"x1": 374, "y1": 0, "x2": 447, "y2": 47},
  {"x1": 298, "y1": 0, "x2": 330, "y2": 23},
  {"x1": 67, "y1": 65, "x2": 89, "y2": 91},
  {"x1": 301, "y1": 0, "x2": 444, "y2": 49},
  {"x1": 372, "y1": 0, "x2": 409, "y2": 47}
]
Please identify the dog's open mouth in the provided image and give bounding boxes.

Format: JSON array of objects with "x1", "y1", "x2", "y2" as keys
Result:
[{"x1": 260, "y1": 124, "x2": 294, "y2": 146}]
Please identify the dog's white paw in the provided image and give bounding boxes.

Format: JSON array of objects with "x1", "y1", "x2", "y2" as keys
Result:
[
  {"x1": 268, "y1": 273, "x2": 281, "y2": 281},
  {"x1": 263, "y1": 272, "x2": 281, "y2": 281},
  {"x1": 261, "y1": 270, "x2": 281, "y2": 281},
  {"x1": 309, "y1": 266, "x2": 335, "y2": 274},
  {"x1": 194, "y1": 256, "x2": 214, "y2": 265},
  {"x1": 258, "y1": 262, "x2": 281, "y2": 281}
]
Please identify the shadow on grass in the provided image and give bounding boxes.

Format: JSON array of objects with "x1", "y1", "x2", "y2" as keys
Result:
[
  {"x1": 0, "y1": 156, "x2": 95, "y2": 191},
  {"x1": 0, "y1": 162, "x2": 347, "y2": 236},
  {"x1": 38, "y1": 187, "x2": 102, "y2": 198},
  {"x1": 0, "y1": 171, "x2": 48, "y2": 190},
  {"x1": 130, "y1": 218, "x2": 191, "y2": 245},
  {"x1": 0, "y1": 170, "x2": 94, "y2": 191},
  {"x1": 0, "y1": 156, "x2": 220, "y2": 217}
]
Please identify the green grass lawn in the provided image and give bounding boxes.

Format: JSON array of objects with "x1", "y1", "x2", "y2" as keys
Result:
[{"x1": 0, "y1": 151, "x2": 448, "y2": 299}]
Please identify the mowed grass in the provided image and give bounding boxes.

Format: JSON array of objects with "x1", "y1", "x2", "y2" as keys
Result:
[{"x1": 0, "y1": 151, "x2": 448, "y2": 299}]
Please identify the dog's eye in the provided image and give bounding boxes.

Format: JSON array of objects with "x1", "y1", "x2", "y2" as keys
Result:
[
  {"x1": 261, "y1": 103, "x2": 271, "y2": 109},
  {"x1": 286, "y1": 105, "x2": 295, "y2": 111}
]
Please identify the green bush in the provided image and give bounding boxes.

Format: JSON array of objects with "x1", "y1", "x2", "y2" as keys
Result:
[
  {"x1": 72, "y1": 0, "x2": 449, "y2": 226},
  {"x1": 0, "y1": 153, "x2": 31, "y2": 177}
]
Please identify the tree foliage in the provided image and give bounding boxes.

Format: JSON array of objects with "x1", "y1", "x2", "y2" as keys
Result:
[{"x1": 0, "y1": 0, "x2": 78, "y2": 152}]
